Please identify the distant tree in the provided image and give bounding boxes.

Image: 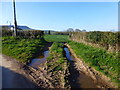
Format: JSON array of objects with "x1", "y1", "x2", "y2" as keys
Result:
[
  {"x1": 75, "y1": 29, "x2": 81, "y2": 32},
  {"x1": 48, "y1": 30, "x2": 51, "y2": 35},
  {"x1": 66, "y1": 28, "x2": 74, "y2": 36},
  {"x1": 67, "y1": 28, "x2": 74, "y2": 32},
  {"x1": 82, "y1": 29, "x2": 87, "y2": 32},
  {"x1": 110, "y1": 29, "x2": 115, "y2": 32}
]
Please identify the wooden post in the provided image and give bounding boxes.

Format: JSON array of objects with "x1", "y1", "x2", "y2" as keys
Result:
[{"x1": 13, "y1": 0, "x2": 17, "y2": 36}]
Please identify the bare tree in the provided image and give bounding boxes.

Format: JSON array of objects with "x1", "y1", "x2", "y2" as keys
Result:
[
  {"x1": 66, "y1": 28, "x2": 74, "y2": 36},
  {"x1": 13, "y1": 0, "x2": 17, "y2": 36},
  {"x1": 82, "y1": 29, "x2": 86, "y2": 32},
  {"x1": 67, "y1": 28, "x2": 74, "y2": 32},
  {"x1": 75, "y1": 29, "x2": 81, "y2": 32}
]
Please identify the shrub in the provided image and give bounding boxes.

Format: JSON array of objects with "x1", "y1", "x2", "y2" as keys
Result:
[
  {"x1": 70, "y1": 31, "x2": 119, "y2": 52},
  {"x1": 2, "y1": 29, "x2": 44, "y2": 39}
]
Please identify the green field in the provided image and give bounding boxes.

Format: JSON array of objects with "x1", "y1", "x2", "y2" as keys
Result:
[{"x1": 44, "y1": 35, "x2": 69, "y2": 42}]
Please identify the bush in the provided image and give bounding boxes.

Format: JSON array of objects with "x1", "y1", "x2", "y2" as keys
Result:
[
  {"x1": 2, "y1": 29, "x2": 44, "y2": 39},
  {"x1": 70, "y1": 31, "x2": 119, "y2": 52}
]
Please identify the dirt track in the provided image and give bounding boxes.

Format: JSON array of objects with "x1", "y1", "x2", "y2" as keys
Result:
[{"x1": 0, "y1": 54, "x2": 37, "y2": 88}]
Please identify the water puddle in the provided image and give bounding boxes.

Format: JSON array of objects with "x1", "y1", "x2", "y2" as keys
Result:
[
  {"x1": 64, "y1": 47, "x2": 98, "y2": 88},
  {"x1": 29, "y1": 44, "x2": 105, "y2": 88},
  {"x1": 64, "y1": 47, "x2": 74, "y2": 61},
  {"x1": 29, "y1": 50, "x2": 49, "y2": 69}
]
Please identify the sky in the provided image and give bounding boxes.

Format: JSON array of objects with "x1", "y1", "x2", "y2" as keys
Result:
[{"x1": 1, "y1": 2, "x2": 118, "y2": 31}]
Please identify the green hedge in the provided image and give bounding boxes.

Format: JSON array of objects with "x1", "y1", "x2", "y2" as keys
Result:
[
  {"x1": 70, "y1": 31, "x2": 119, "y2": 52},
  {"x1": 17, "y1": 30, "x2": 44, "y2": 38},
  {"x1": 68, "y1": 41, "x2": 120, "y2": 87},
  {"x1": 2, "y1": 30, "x2": 13, "y2": 36},
  {"x1": 2, "y1": 36, "x2": 46, "y2": 63},
  {"x1": 2, "y1": 29, "x2": 44, "y2": 39},
  {"x1": 87, "y1": 31, "x2": 119, "y2": 45}
]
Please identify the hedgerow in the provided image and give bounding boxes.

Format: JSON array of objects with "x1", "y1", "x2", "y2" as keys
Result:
[
  {"x1": 2, "y1": 29, "x2": 44, "y2": 39},
  {"x1": 70, "y1": 31, "x2": 119, "y2": 52}
]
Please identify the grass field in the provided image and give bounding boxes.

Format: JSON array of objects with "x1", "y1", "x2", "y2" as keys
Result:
[{"x1": 44, "y1": 35, "x2": 69, "y2": 42}]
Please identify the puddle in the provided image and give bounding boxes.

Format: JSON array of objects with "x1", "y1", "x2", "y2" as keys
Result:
[
  {"x1": 64, "y1": 47, "x2": 98, "y2": 88},
  {"x1": 29, "y1": 50, "x2": 49, "y2": 69},
  {"x1": 64, "y1": 47, "x2": 74, "y2": 61}
]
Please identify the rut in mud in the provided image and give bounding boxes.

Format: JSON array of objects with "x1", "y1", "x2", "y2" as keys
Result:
[
  {"x1": 29, "y1": 42, "x2": 52, "y2": 69},
  {"x1": 64, "y1": 46, "x2": 97, "y2": 88},
  {"x1": 29, "y1": 42, "x2": 106, "y2": 88}
]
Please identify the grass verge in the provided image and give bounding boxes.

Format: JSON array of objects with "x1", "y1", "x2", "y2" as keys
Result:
[
  {"x1": 68, "y1": 41, "x2": 120, "y2": 87},
  {"x1": 2, "y1": 36, "x2": 47, "y2": 63}
]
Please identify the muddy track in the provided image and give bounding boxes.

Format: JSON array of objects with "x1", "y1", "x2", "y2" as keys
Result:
[
  {"x1": 1, "y1": 54, "x2": 54, "y2": 88},
  {"x1": 1, "y1": 42, "x2": 117, "y2": 88},
  {"x1": 1, "y1": 54, "x2": 38, "y2": 88},
  {"x1": 65, "y1": 43, "x2": 117, "y2": 88},
  {"x1": 1, "y1": 42, "x2": 54, "y2": 88}
]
